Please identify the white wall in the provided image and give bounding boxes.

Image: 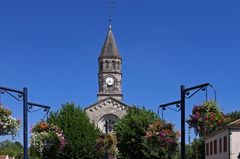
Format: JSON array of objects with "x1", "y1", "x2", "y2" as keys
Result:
[
  {"x1": 205, "y1": 129, "x2": 229, "y2": 159},
  {"x1": 230, "y1": 129, "x2": 240, "y2": 159}
]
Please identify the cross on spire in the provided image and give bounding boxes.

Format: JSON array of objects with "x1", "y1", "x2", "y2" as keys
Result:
[{"x1": 107, "y1": 0, "x2": 115, "y2": 25}]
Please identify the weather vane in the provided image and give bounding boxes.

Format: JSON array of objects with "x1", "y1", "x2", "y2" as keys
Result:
[{"x1": 107, "y1": 0, "x2": 115, "y2": 25}]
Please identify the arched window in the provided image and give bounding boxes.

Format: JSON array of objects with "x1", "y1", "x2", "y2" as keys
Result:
[
  {"x1": 105, "y1": 60, "x2": 109, "y2": 69},
  {"x1": 98, "y1": 114, "x2": 119, "y2": 133},
  {"x1": 117, "y1": 61, "x2": 121, "y2": 69},
  {"x1": 112, "y1": 60, "x2": 116, "y2": 69},
  {"x1": 100, "y1": 62, "x2": 103, "y2": 70}
]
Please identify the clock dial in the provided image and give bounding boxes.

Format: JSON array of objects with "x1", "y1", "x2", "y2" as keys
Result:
[{"x1": 105, "y1": 77, "x2": 114, "y2": 86}]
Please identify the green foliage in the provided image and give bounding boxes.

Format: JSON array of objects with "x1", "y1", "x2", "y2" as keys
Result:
[
  {"x1": 114, "y1": 106, "x2": 159, "y2": 159},
  {"x1": 0, "y1": 140, "x2": 23, "y2": 157},
  {"x1": 185, "y1": 144, "x2": 193, "y2": 159},
  {"x1": 226, "y1": 110, "x2": 240, "y2": 122},
  {"x1": 188, "y1": 137, "x2": 205, "y2": 159},
  {"x1": 46, "y1": 102, "x2": 100, "y2": 159}
]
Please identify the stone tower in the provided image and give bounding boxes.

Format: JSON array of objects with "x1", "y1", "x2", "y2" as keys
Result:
[
  {"x1": 97, "y1": 25, "x2": 123, "y2": 101},
  {"x1": 85, "y1": 25, "x2": 128, "y2": 133}
]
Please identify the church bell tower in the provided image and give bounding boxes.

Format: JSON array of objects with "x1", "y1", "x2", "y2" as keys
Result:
[{"x1": 97, "y1": 25, "x2": 123, "y2": 101}]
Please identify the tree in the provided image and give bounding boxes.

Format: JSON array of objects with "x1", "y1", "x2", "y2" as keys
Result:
[
  {"x1": 46, "y1": 103, "x2": 100, "y2": 159},
  {"x1": 114, "y1": 106, "x2": 157, "y2": 158},
  {"x1": 0, "y1": 140, "x2": 23, "y2": 157},
  {"x1": 188, "y1": 137, "x2": 205, "y2": 159},
  {"x1": 226, "y1": 110, "x2": 240, "y2": 122},
  {"x1": 114, "y1": 106, "x2": 179, "y2": 159}
]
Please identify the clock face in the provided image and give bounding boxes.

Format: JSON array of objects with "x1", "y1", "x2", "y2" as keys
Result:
[{"x1": 105, "y1": 77, "x2": 114, "y2": 86}]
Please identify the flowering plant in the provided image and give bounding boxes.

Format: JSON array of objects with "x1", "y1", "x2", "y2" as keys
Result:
[
  {"x1": 96, "y1": 133, "x2": 118, "y2": 159},
  {"x1": 0, "y1": 105, "x2": 21, "y2": 137},
  {"x1": 145, "y1": 120, "x2": 180, "y2": 151},
  {"x1": 30, "y1": 121, "x2": 66, "y2": 158},
  {"x1": 187, "y1": 101, "x2": 231, "y2": 136}
]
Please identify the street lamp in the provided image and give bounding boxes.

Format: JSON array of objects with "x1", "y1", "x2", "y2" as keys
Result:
[
  {"x1": 159, "y1": 83, "x2": 216, "y2": 159},
  {"x1": 0, "y1": 86, "x2": 50, "y2": 159}
]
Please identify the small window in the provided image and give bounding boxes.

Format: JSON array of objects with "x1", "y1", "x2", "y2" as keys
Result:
[
  {"x1": 112, "y1": 60, "x2": 116, "y2": 69},
  {"x1": 219, "y1": 138, "x2": 222, "y2": 153},
  {"x1": 210, "y1": 141, "x2": 213, "y2": 155},
  {"x1": 214, "y1": 140, "x2": 217, "y2": 154},
  {"x1": 117, "y1": 61, "x2": 120, "y2": 69},
  {"x1": 224, "y1": 136, "x2": 227, "y2": 152},
  {"x1": 105, "y1": 60, "x2": 109, "y2": 69},
  {"x1": 206, "y1": 143, "x2": 209, "y2": 156}
]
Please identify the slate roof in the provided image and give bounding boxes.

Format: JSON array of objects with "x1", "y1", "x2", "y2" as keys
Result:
[{"x1": 99, "y1": 25, "x2": 121, "y2": 59}]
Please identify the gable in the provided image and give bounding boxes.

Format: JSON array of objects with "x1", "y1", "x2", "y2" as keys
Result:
[{"x1": 85, "y1": 98, "x2": 128, "y2": 127}]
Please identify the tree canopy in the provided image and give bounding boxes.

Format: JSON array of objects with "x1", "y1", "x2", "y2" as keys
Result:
[
  {"x1": 0, "y1": 140, "x2": 23, "y2": 157},
  {"x1": 46, "y1": 103, "x2": 100, "y2": 159},
  {"x1": 226, "y1": 110, "x2": 240, "y2": 122},
  {"x1": 114, "y1": 106, "x2": 179, "y2": 159}
]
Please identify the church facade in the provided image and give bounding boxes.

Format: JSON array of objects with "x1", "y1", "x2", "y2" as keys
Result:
[{"x1": 84, "y1": 25, "x2": 129, "y2": 133}]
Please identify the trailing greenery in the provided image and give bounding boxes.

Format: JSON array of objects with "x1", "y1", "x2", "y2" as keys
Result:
[
  {"x1": 114, "y1": 106, "x2": 179, "y2": 159},
  {"x1": 46, "y1": 102, "x2": 100, "y2": 159}
]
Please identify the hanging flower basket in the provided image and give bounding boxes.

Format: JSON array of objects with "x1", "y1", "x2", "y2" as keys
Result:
[
  {"x1": 96, "y1": 133, "x2": 118, "y2": 159},
  {"x1": 0, "y1": 105, "x2": 21, "y2": 137},
  {"x1": 187, "y1": 101, "x2": 231, "y2": 137},
  {"x1": 30, "y1": 121, "x2": 66, "y2": 158}
]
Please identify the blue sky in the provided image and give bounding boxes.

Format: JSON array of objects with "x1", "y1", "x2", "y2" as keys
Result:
[{"x1": 0, "y1": 0, "x2": 240, "y2": 143}]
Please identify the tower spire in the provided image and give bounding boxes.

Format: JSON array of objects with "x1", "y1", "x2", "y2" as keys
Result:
[
  {"x1": 97, "y1": 17, "x2": 123, "y2": 101},
  {"x1": 99, "y1": 26, "x2": 121, "y2": 59}
]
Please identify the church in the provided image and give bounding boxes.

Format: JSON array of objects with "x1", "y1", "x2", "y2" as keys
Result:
[{"x1": 84, "y1": 24, "x2": 129, "y2": 133}]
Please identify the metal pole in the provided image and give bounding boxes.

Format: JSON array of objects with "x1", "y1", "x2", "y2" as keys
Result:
[
  {"x1": 181, "y1": 85, "x2": 185, "y2": 159},
  {"x1": 23, "y1": 87, "x2": 28, "y2": 159}
]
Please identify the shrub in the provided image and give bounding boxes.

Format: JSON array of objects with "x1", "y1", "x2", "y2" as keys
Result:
[
  {"x1": 47, "y1": 103, "x2": 100, "y2": 159},
  {"x1": 114, "y1": 106, "x2": 179, "y2": 159}
]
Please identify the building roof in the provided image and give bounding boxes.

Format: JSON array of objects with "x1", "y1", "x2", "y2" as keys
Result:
[
  {"x1": 99, "y1": 25, "x2": 121, "y2": 59},
  {"x1": 206, "y1": 119, "x2": 240, "y2": 139},
  {"x1": 226, "y1": 118, "x2": 240, "y2": 128}
]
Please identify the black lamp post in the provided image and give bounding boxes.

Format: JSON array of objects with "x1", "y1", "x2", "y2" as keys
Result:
[
  {"x1": 159, "y1": 83, "x2": 215, "y2": 159},
  {"x1": 0, "y1": 86, "x2": 50, "y2": 159}
]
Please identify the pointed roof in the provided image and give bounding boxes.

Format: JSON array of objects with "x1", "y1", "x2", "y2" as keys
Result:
[{"x1": 99, "y1": 25, "x2": 121, "y2": 59}]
